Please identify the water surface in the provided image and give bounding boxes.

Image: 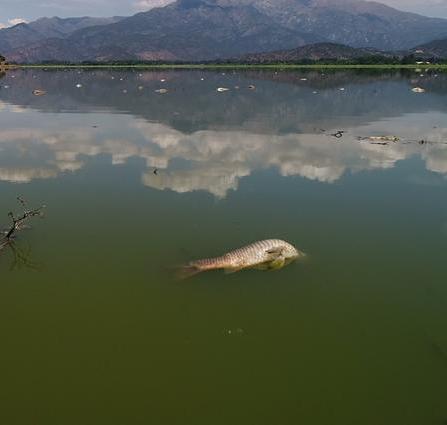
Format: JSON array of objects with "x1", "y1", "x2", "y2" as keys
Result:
[{"x1": 0, "y1": 68, "x2": 447, "y2": 425}]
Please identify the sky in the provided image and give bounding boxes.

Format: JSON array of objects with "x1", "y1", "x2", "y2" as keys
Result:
[{"x1": 1, "y1": 0, "x2": 447, "y2": 27}]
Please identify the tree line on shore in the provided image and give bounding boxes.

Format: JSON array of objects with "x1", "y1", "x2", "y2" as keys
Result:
[{"x1": 0, "y1": 53, "x2": 445, "y2": 66}]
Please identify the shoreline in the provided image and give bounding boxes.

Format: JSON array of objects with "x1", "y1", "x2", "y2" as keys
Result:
[
  {"x1": 10, "y1": 64, "x2": 447, "y2": 70},
  {"x1": 0, "y1": 65, "x2": 18, "y2": 71}
]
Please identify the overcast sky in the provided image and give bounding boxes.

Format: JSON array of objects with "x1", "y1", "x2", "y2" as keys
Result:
[{"x1": 1, "y1": 0, "x2": 447, "y2": 27}]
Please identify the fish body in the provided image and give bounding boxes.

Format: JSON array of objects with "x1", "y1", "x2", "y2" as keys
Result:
[
  {"x1": 182, "y1": 239, "x2": 304, "y2": 278},
  {"x1": 359, "y1": 135, "x2": 399, "y2": 142}
]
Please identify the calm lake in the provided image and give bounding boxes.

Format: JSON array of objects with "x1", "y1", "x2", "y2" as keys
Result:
[{"x1": 0, "y1": 68, "x2": 446, "y2": 425}]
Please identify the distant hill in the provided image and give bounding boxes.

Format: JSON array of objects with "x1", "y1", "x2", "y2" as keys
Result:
[
  {"x1": 237, "y1": 43, "x2": 393, "y2": 63},
  {"x1": 238, "y1": 0, "x2": 447, "y2": 50},
  {"x1": 411, "y1": 39, "x2": 447, "y2": 58},
  {"x1": 5, "y1": 0, "x2": 447, "y2": 63},
  {"x1": 5, "y1": 1, "x2": 322, "y2": 63},
  {"x1": 0, "y1": 16, "x2": 123, "y2": 56}
]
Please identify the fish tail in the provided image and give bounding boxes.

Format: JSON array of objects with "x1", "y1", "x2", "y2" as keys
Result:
[{"x1": 176, "y1": 263, "x2": 204, "y2": 280}]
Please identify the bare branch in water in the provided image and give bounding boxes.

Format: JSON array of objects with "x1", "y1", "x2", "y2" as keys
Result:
[{"x1": 0, "y1": 197, "x2": 45, "y2": 251}]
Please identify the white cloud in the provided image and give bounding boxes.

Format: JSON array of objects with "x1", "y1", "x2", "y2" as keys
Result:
[
  {"x1": 383, "y1": 0, "x2": 447, "y2": 16},
  {"x1": 0, "y1": 18, "x2": 28, "y2": 29},
  {"x1": 2, "y1": 0, "x2": 447, "y2": 21},
  {"x1": 133, "y1": 0, "x2": 174, "y2": 12}
]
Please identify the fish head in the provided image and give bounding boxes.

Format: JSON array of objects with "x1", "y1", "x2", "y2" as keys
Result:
[
  {"x1": 283, "y1": 244, "x2": 307, "y2": 264},
  {"x1": 282, "y1": 244, "x2": 300, "y2": 260}
]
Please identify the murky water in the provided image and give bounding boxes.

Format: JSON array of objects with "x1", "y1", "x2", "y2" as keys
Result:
[{"x1": 1, "y1": 68, "x2": 447, "y2": 425}]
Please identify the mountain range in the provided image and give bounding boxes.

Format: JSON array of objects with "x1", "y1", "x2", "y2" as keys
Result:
[{"x1": 3, "y1": 0, "x2": 447, "y2": 63}]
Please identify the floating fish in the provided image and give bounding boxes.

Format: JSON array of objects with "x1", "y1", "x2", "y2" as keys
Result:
[
  {"x1": 180, "y1": 239, "x2": 304, "y2": 278},
  {"x1": 412, "y1": 87, "x2": 425, "y2": 93},
  {"x1": 358, "y1": 135, "x2": 399, "y2": 142}
]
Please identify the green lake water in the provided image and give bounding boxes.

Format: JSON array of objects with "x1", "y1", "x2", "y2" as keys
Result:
[{"x1": 0, "y1": 68, "x2": 447, "y2": 425}]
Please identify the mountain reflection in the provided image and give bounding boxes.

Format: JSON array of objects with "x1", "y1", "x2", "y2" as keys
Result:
[{"x1": 1, "y1": 69, "x2": 447, "y2": 198}]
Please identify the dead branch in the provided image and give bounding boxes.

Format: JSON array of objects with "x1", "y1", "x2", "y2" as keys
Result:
[{"x1": 0, "y1": 197, "x2": 45, "y2": 251}]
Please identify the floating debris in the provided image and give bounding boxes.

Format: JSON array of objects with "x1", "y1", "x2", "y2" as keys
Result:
[
  {"x1": 412, "y1": 87, "x2": 426, "y2": 93},
  {"x1": 339, "y1": 87, "x2": 345, "y2": 91},
  {"x1": 160, "y1": 79, "x2": 166, "y2": 82},
  {"x1": 300, "y1": 78, "x2": 308, "y2": 81},
  {"x1": 223, "y1": 328, "x2": 245, "y2": 337},
  {"x1": 75, "y1": 83, "x2": 83, "y2": 88},
  {"x1": 331, "y1": 130, "x2": 345, "y2": 139},
  {"x1": 248, "y1": 85, "x2": 256, "y2": 90},
  {"x1": 138, "y1": 86, "x2": 144, "y2": 90},
  {"x1": 217, "y1": 87, "x2": 230, "y2": 92},
  {"x1": 155, "y1": 88, "x2": 168, "y2": 94},
  {"x1": 32, "y1": 89, "x2": 46, "y2": 96},
  {"x1": 358, "y1": 135, "x2": 399, "y2": 142},
  {"x1": 153, "y1": 168, "x2": 158, "y2": 175}
]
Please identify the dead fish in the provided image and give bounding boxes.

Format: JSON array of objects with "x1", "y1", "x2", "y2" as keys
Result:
[
  {"x1": 180, "y1": 239, "x2": 305, "y2": 278},
  {"x1": 358, "y1": 135, "x2": 399, "y2": 142}
]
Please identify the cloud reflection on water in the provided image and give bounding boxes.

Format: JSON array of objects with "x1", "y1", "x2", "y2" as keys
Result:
[
  {"x1": 0, "y1": 117, "x2": 446, "y2": 198},
  {"x1": 2, "y1": 69, "x2": 447, "y2": 197}
]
